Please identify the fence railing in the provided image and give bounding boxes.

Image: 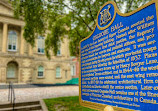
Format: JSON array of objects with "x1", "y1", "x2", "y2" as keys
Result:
[{"x1": 8, "y1": 82, "x2": 16, "y2": 111}]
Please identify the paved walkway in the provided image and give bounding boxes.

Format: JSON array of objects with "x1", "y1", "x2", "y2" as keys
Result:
[
  {"x1": 0, "y1": 86, "x2": 79, "y2": 103},
  {"x1": 0, "y1": 84, "x2": 78, "y2": 89}
]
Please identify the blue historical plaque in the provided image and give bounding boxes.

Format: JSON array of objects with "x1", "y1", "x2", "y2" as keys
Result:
[{"x1": 80, "y1": 0, "x2": 158, "y2": 111}]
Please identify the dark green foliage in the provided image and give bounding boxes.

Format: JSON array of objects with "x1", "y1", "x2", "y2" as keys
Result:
[
  {"x1": 11, "y1": 0, "x2": 151, "y2": 58},
  {"x1": 45, "y1": 15, "x2": 67, "y2": 59},
  {"x1": 12, "y1": 0, "x2": 46, "y2": 46}
]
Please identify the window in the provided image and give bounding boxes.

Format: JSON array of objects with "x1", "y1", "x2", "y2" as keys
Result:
[
  {"x1": 71, "y1": 65, "x2": 76, "y2": 76},
  {"x1": 57, "y1": 49, "x2": 61, "y2": 56},
  {"x1": 7, "y1": 63, "x2": 16, "y2": 78},
  {"x1": 38, "y1": 66, "x2": 44, "y2": 77},
  {"x1": 38, "y1": 36, "x2": 45, "y2": 54},
  {"x1": 65, "y1": 70, "x2": 67, "y2": 79},
  {"x1": 56, "y1": 66, "x2": 61, "y2": 77},
  {"x1": 57, "y1": 42, "x2": 61, "y2": 56},
  {"x1": 8, "y1": 31, "x2": 17, "y2": 51}
]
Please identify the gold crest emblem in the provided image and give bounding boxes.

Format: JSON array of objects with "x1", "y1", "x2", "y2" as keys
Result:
[{"x1": 100, "y1": 5, "x2": 111, "y2": 26}]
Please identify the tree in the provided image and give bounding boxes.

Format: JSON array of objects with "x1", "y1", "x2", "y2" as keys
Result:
[{"x1": 11, "y1": 0, "x2": 151, "y2": 58}]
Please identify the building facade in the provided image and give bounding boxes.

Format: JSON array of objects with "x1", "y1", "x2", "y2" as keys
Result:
[{"x1": 0, "y1": 0, "x2": 77, "y2": 84}]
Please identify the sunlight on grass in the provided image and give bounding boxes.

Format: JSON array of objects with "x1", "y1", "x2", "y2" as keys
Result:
[{"x1": 44, "y1": 96, "x2": 97, "y2": 111}]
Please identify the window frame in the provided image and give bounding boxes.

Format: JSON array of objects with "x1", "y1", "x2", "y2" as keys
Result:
[
  {"x1": 37, "y1": 65, "x2": 44, "y2": 78},
  {"x1": 7, "y1": 63, "x2": 16, "y2": 79},
  {"x1": 37, "y1": 36, "x2": 45, "y2": 54},
  {"x1": 57, "y1": 42, "x2": 61, "y2": 56},
  {"x1": 7, "y1": 30, "x2": 18, "y2": 52},
  {"x1": 71, "y1": 64, "x2": 76, "y2": 76},
  {"x1": 56, "y1": 66, "x2": 61, "y2": 78}
]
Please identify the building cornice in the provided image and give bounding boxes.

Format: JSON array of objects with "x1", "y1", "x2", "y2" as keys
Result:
[
  {"x1": 0, "y1": 13, "x2": 25, "y2": 26},
  {"x1": 0, "y1": 0, "x2": 13, "y2": 10},
  {"x1": 0, "y1": 13, "x2": 23, "y2": 21}
]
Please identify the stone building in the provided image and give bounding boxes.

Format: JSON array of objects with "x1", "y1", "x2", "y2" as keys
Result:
[{"x1": 0, "y1": 0, "x2": 77, "y2": 84}]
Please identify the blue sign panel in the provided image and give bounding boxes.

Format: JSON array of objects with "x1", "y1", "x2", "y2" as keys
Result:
[{"x1": 80, "y1": 0, "x2": 158, "y2": 111}]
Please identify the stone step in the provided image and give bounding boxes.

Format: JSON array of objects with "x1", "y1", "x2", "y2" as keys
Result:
[
  {"x1": 0, "y1": 101, "x2": 40, "y2": 108},
  {"x1": 0, "y1": 104, "x2": 42, "y2": 111}
]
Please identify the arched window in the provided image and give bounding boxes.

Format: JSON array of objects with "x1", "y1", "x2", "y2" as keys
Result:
[
  {"x1": 8, "y1": 31, "x2": 17, "y2": 51},
  {"x1": 56, "y1": 66, "x2": 61, "y2": 77},
  {"x1": 38, "y1": 66, "x2": 44, "y2": 77},
  {"x1": 38, "y1": 36, "x2": 45, "y2": 54},
  {"x1": 7, "y1": 62, "x2": 18, "y2": 78}
]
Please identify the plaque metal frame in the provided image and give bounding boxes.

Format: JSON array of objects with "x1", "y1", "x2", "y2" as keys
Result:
[{"x1": 79, "y1": 0, "x2": 158, "y2": 110}]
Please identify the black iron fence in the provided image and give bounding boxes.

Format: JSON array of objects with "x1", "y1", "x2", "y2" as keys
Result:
[{"x1": 8, "y1": 82, "x2": 16, "y2": 111}]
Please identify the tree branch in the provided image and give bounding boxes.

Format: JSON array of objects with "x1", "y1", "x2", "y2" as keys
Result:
[
  {"x1": 141, "y1": 0, "x2": 148, "y2": 6},
  {"x1": 75, "y1": 28, "x2": 82, "y2": 38},
  {"x1": 87, "y1": 1, "x2": 95, "y2": 26},
  {"x1": 113, "y1": 0, "x2": 119, "y2": 9},
  {"x1": 125, "y1": 0, "x2": 134, "y2": 13},
  {"x1": 53, "y1": 1, "x2": 93, "y2": 31},
  {"x1": 113, "y1": 0, "x2": 117, "y2": 3}
]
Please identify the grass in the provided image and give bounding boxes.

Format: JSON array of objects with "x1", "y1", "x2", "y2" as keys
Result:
[{"x1": 44, "y1": 96, "x2": 97, "y2": 111}]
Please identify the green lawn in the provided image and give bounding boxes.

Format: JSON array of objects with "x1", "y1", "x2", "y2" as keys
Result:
[{"x1": 44, "y1": 96, "x2": 97, "y2": 111}]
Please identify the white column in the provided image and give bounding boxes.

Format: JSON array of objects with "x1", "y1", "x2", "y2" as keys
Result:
[{"x1": 2, "y1": 23, "x2": 8, "y2": 53}]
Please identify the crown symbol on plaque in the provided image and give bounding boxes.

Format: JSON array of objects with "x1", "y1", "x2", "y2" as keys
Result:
[{"x1": 100, "y1": 5, "x2": 111, "y2": 26}]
